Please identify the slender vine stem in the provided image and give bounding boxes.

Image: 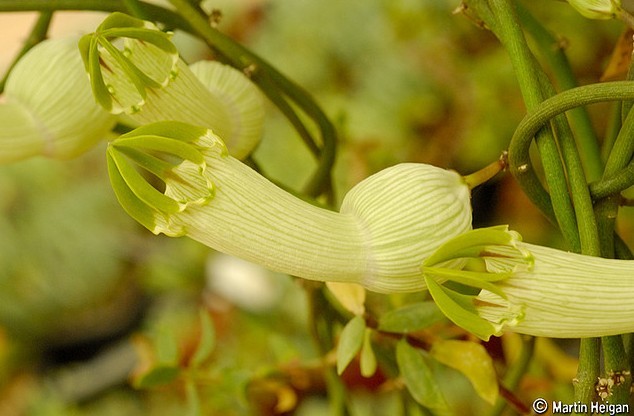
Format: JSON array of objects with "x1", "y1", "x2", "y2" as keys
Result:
[
  {"x1": 487, "y1": 0, "x2": 582, "y2": 251},
  {"x1": 596, "y1": 106, "x2": 634, "y2": 257},
  {"x1": 0, "y1": 0, "x2": 193, "y2": 30},
  {"x1": 573, "y1": 338, "x2": 600, "y2": 409},
  {"x1": 122, "y1": 0, "x2": 146, "y2": 19},
  {"x1": 516, "y1": 4, "x2": 603, "y2": 182},
  {"x1": 166, "y1": 0, "x2": 337, "y2": 198},
  {"x1": 601, "y1": 335, "x2": 632, "y2": 403},
  {"x1": 510, "y1": 81, "x2": 634, "y2": 201},
  {"x1": 538, "y1": 73, "x2": 600, "y2": 256}
]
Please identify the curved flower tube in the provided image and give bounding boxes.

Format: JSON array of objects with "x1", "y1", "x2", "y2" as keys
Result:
[
  {"x1": 106, "y1": 121, "x2": 472, "y2": 293},
  {"x1": 422, "y1": 226, "x2": 634, "y2": 339},
  {"x1": 0, "y1": 37, "x2": 116, "y2": 163},
  {"x1": 80, "y1": 13, "x2": 264, "y2": 160}
]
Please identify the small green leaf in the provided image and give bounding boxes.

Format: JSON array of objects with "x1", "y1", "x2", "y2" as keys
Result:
[
  {"x1": 134, "y1": 365, "x2": 180, "y2": 389},
  {"x1": 336, "y1": 315, "x2": 366, "y2": 375},
  {"x1": 190, "y1": 310, "x2": 216, "y2": 368},
  {"x1": 431, "y1": 340, "x2": 498, "y2": 405},
  {"x1": 359, "y1": 328, "x2": 377, "y2": 378},
  {"x1": 424, "y1": 274, "x2": 497, "y2": 341},
  {"x1": 377, "y1": 302, "x2": 445, "y2": 334},
  {"x1": 396, "y1": 339, "x2": 449, "y2": 412}
]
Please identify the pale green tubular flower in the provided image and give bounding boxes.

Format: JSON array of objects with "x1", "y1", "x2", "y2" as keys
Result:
[
  {"x1": 80, "y1": 13, "x2": 264, "y2": 160},
  {"x1": 0, "y1": 37, "x2": 116, "y2": 163},
  {"x1": 107, "y1": 121, "x2": 472, "y2": 293},
  {"x1": 566, "y1": 0, "x2": 622, "y2": 19},
  {"x1": 422, "y1": 226, "x2": 634, "y2": 340}
]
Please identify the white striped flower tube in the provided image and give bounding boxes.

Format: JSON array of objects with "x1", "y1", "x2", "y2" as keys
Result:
[
  {"x1": 0, "y1": 37, "x2": 116, "y2": 163},
  {"x1": 422, "y1": 226, "x2": 634, "y2": 339},
  {"x1": 107, "y1": 121, "x2": 473, "y2": 293}
]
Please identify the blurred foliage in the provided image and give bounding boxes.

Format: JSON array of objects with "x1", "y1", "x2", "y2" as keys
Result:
[{"x1": 0, "y1": 0, "x2": 632, "y2": 415}]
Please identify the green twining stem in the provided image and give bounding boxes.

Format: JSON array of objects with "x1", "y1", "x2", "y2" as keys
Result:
[
  {"x1": 510, "y1": 81, "x2": 634, "y2": 203},
  {"x1": 595, "y1": 106, "x2": 634, "y2": 257},
  {"x1": 573, "y1": 338, "x2": 600, "y2": 408},
  {"x1": 122, "y1": 0, "x2": 146, "y2": 19},
  {"x1": 484, "y1": 0, "x2": 581, "y2": 251},
  {"x1": 590, "y1": 162, "x2": 634, "y2": 199},
  {"x1": 538, "y1": 72, "x2": 600, "y2": 256},
  {"x1": 0, "y1": 0, "x2": 192, "y2": 30},
  {"x1": 517, "y1": 3, "x2": 603, "y2": 182}
]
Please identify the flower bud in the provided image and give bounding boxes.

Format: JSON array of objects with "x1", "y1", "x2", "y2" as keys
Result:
[
  {"x1": 107, "y1": 121, "x2": 473, "y2": 293},
  {"x1": 0, "y1": 37, "x2": 116, "y2": 163}
]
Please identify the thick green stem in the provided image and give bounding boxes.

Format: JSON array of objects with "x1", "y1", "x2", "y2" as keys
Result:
[
  {"x1": 601, "y1": 336, "x2": 632, "y2": 404},
  {"x1": 574, "y1": 338, "x2": 600, "y2": 412},
  {"x1": 517, "y1": 4, "x2": 603, "y2": 182},
  {"x1": 510, "y1": 81, "x2": 634, "y2": 201},
  {"x1": 596, "y1": 93, "x2": 634, "y2": 257},
  {"x1": 485, "y1": 0, "x2": 581, "y2": 251},
  {"x1": 539, "y1": 75, "x2": 600, "y2": 256}
]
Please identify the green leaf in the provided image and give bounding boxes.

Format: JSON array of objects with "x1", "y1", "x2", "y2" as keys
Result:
[
  {"x1": 336, "y1": 315, "x2": 366, "y2": 375},
  {"x1": 396, "y1": 339, "x2": 449, "y2": 412},
  {"x1": 359, "y1": 328, "x2": 377, "y2": 378},
  {"x1": 424, "y1": 274, "x2": 498, "y2": 341},
  {"x1": 190, "y1": 310, "x2": 216, "y2": 368},
  {"x1": 430, "y1": 340, "x2": 499, "y2": 405},
  {"x1": 377, "y1": 302, "x2": 445, "y2": 334},
  {"x1": 134, "y1": 365, "x2": 180, "y2": 389}
]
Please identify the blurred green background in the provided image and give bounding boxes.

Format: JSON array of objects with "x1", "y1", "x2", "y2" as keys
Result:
[{"x1": 0, "y1": 0, "x2": 630, "y2": 415}]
